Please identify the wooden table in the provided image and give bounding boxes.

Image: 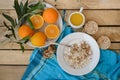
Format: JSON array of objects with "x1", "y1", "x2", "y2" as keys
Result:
[{"x1": 0, "y1": 0, "x2": 120, "y2": 80}]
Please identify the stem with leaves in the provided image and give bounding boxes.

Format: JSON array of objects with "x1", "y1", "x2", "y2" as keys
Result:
[{"x1": 2, "y1": 0, "x2": 45, "y2": 52}]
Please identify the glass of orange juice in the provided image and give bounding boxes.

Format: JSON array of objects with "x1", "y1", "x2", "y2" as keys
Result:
[{"x1": 68, "y1": 7, "x2": 85, "y2": 29}]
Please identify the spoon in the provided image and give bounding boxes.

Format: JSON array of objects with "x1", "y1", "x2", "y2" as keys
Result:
[{"x1": 48, "y1": 41, "x2": 71, "y2": 47}]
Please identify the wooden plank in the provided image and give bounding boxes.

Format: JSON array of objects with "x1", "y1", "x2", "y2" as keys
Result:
[
  {"x1": 0, "y1": 0, "x2": 120, "y2": 9},
  {"x1": 0, "y1": 42, "x2": 119, "y2": 50},
  {"x1": 0, "y1": 27, "x2": 120, "y2": 49},
  {"x1": 0, "y1": 43, "x2": 119, "y2": 65},
  {"x1": 0, "y1": 42, "x2": 33, "y2": 49},
  {"x1": 1, "y1": 10, "x2": 120, "y2": 26},
  {"x1": 110, "y1": 43, "x2": 120, "y2": 50},
  {"x1": 0, "y1": 51, "x2": 32, "y2": 65},
  {"x1": 0, "y1": 66, "x2": 26, "y2": 80},
  {"x1": 0, "y1": 46, "x2": 119, "y2": 65},
  {"x1": 0, "y1": 42, "x2": 33, "y2": 50},
  {"x1": 64, "y1": 10, "x2": 120, "y2": 25},
  {"x1": 92, "y1": 27, "x2": 120, "y2": 42},
  {"x1": 46, "y1": 0, "x2": 120, "y2": 9}
]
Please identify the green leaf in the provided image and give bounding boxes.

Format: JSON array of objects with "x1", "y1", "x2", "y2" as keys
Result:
[
  {"x1": 19, "y1": 43, "x2": 25, "y2": 52},
  {"x1": 30, "y1": 9, "x2": 43, "y2": 14},
  {"x1": 19, "y1": 36, "x2": 30, "y2": 43},
  {"x1": 27, "y1": 18, "x2": 34, "y2": 30},
  {"x1": 14, "y1": 0, "x2": 22, "y2": 20},
  {"x1": 20, "y1": 2, "x2": 24, "y2": 14},
  {"x1": 2, "y1": 13, "x2": 15, "y2": 27},
  {"x1": 11, "y1": 27, "x2": 16, "y2": 39},
  {"x1": 23, "y1": 0, "x2": 28, "y2": 14},
  {"x1": 28, "y1": 2, "x2": 45, "y2": 12},
  {"x1": 3, "y1": 21, "x2": 11, "y2": 30}
]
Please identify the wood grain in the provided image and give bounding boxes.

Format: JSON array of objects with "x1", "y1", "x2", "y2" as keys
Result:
[
  {"x1": 0, "y1": 66, "x2": 26, "y2": 80},
  {"x1": 0, "y1": 51, "x2": 32, "y2": 65},
  {"x1": 92, "y1": 27, "x2": 120, "y2": 42},
  {"x1": 0, "y1": 42, "x2": 33, "y2": 50},
  {"x1": 1, "y1": 10, "x2": 120, "y2": 26},
  {"x1": 65, "y1": 10, "x2": 120, "y2": 25},
  {"x1": 110, "y1": 43, "x2": 120, "y2": 50},
  {"x1": 0, "y1": 0, "x2": 120, "y2": 9},
  {"x1": 0, "y1": 42, "x2": 119, "y2": 50}
]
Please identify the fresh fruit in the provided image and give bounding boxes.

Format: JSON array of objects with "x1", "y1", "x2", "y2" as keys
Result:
[
  {"x1": 45, "y1": 24, "x2": 60, "y2": 39},
  {"x1": 43, "y1": 8, "x2": 58, "y2": 23},
  {"x1": 30, "y1": 14, "x2": 44, "y2": 29},
  {"x1": 18, "y1": 25, "x2": 34, "y2": 38},
  {"x1": 30, "y1": 32, "x2": 47, "y2": 46}
]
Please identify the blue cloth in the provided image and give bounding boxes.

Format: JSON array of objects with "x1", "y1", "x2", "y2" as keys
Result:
[{"x1": 22, "y1": 26, "x2": 120, "y2": 80}]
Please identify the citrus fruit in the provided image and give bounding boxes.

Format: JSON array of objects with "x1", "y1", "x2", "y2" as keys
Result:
[
  {"x1": 30, "y1": 14, "x2": 44, "y2": 29},
  {"x1": 45, "y1": 24, "x2": 60, "y2": 39},
  {"x1": 43, "y1": 8, "x2": 58, "y2": 23},
  {"x1": 30, "y1": 32, "x2": 47, "y2": 46},
  {"x1": 18, "y1": 25, "x2": 34, "y2": 38}
]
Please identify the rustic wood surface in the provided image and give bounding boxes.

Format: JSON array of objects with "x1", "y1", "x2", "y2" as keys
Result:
[{"x1": 0, "y1": 0, "x2": 120, "y2": 80}]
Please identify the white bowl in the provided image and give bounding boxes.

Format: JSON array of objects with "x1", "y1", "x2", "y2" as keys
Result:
[{"x1": 57, "y1": 32, "x2": 100, "y2": 75}]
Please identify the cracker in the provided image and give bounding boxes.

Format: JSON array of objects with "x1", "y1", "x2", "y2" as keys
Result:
[
  {"x1": 84, "y1": 21, "x2": 98, "y2": 35},
  {"x1": 97, "y1": 36, "x2": 111, "y2": 49}
]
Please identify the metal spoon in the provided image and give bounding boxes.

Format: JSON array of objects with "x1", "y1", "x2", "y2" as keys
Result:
[{"x1": 48, "y1": 41, "x2": 71, "y2": 47}]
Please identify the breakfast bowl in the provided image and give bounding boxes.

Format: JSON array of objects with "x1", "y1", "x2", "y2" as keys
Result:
[{"x1": 57, "y1": 32, "x2": 100, "y2": 75}]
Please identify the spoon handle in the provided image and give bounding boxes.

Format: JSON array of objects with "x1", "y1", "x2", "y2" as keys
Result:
[{"x1": 49, "y1": 42, "x2": 71, "y2": 47}]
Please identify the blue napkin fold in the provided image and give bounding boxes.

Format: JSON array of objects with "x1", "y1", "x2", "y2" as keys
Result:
[{"x1": 22, "y1": 25, "x2": 120, "y2": 80}]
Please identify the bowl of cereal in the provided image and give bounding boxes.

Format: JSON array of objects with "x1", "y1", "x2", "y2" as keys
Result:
[{"x1": 57, "y1": 32, "x2": 100, "y2": 75}]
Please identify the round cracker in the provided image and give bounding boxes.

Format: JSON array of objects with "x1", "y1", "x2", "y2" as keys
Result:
[
  {"x1": 97, "y1": 36, "x2": 111, "y2": 49},
  {"x1": 84, "y1": 21, "x2": 98, "y2": 35}
]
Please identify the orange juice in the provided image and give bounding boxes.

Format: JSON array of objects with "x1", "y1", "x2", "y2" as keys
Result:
[{"x1": 70, "y1": 13, "x2": 83, "y2": 26}]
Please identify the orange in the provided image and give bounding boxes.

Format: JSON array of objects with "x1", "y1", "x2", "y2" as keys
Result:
[
  {"x1": 45, "y1": 24, "x2": 60, "y2": 39},
  {"x1": 18, "y1": 25, "x2": 34, "y2": 38},
  {"x1": 30, "y1": 14, "x2": 44, "y2": 29},
  {"x1": 30, "y1": 32, "x2": 47, "y2": 46},
  {"x1": 43, "y1": 8, "x2": 58, "y2": 23}
]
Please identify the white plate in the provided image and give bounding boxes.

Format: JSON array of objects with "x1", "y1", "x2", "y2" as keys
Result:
[
  {"x1": 26, "y1": 2, "x2": 63, "y2": 48},
  {"x1": 57, "y1": 32, "x2": 100, "y2": 75}
]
